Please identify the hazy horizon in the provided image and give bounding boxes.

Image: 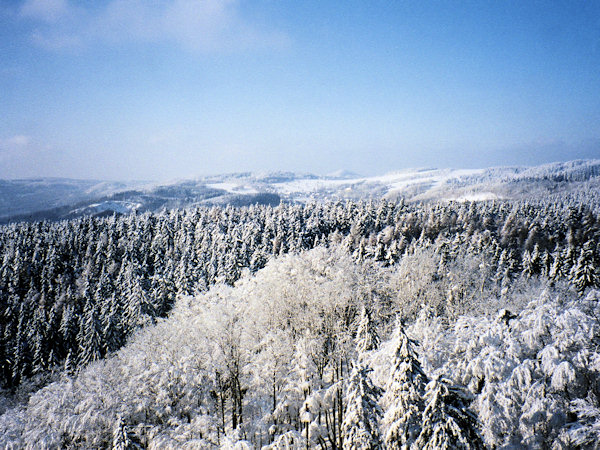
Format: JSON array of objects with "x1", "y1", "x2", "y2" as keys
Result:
[
  {"x1": 1, "y1": 1, "x2": 599, "y2": 181},
  {"x1": 3, "y1": 157, "x2": 600, "y2": 184}
]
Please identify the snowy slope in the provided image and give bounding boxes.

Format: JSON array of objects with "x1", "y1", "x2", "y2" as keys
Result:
[
  {"x1": 1, "y1": 159, "x2": 599, "y2": 222},
  {"x1": 0, "y1": 178, "x2": 146, "y2": 221},
  {"x1": 198, "y1": 159, "x2": 600, "y2": 203}
]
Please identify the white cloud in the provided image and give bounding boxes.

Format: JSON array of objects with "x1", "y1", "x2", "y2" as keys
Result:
[
  {"x1": 0, "y1": 135, "x2": 34, "y2": 169},
  {"x1": 2, "y1": 135, "x2": 31, "y2": 147},
  {"x1": 21, "y1": 0, "x2": 69, "y2": 23},
  {"x1": 0, "y1": 136, "x2": 61, "y2": 178},
  {"x1": 31, "y1": 30, "x2": 83, "y2": 50},
  {"x1": 20, "y1": 0, "x2": 288, "y2": 52}
]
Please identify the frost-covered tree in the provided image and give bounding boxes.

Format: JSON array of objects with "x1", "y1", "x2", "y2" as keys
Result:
[
  {"x1": 355, "y1": 306, "x2": 380, "y2": 357},
  {"x1": 77, "y1": 299, "x2": 103, "y2": 366},
  {"x1": 521, "y1": 249, "x2": 534, "y2": 278},
  {"x1": 570, "y1": 240, "x2": 598, "y2": 294},
  {"x1": 549, "y1": 246, "x2": 568, "y2": 281},
  {"x1": 342, "y1": 360, "x2": 383, "y2": 449},
  {"x1": 382, "y1": 324, "x2": 428, "y2": 449},
  {"x1": 112, "y1": 416, "x2": 135, "y2": 450},
  {"x1": 565, "y1": 395, "x2": 600, "y2": 447},
  {"x1": 413, "y1": 377, "x2": 484, "y2": 450}
]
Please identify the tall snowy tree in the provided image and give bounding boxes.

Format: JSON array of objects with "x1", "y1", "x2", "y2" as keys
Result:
[
  {"x1": 413, "y1": 377, "x2": 484, "y2": 450},
  {"x1": 342, "y1": 360, "x2": 383, "y2": 449},
  {"x1": 570, "y1": 240, "x2": 599, "y2": 294},
  {"x1": 77, "y1": 299, "x2": 103, "y2": 366},
  {"x1": 382, "y1": 324, "x2": 428, "y2": 449},
  {"x1": 355, "y1": 306, "x2": 380, "y2": 358},
  {"x1": 112, "y1": 416, "x2": 135, "y2": 450}
]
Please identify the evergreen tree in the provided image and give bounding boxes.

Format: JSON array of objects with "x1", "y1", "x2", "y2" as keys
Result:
[
  {"x1": 414, "y1": 377, "x2": 484, "y2": 450},
  {"x1": 521, "y1": 249, "x2": 534, "y2": 278},
  {"x1": 355, "y1": 307, "x2": 380, "y2": 358},
  {"x1": 382, "y1": 324, "x2": 428, "y2": 449},
  {"x1": 29, "y1": 300, "x2": 48, "y2": 374},
  {"x1": 549, "y1": 246, "x2": 567, "y2": 281},
  {"x1": 102, "y1": 293, "x2": 124, "y2": 354},
  {"x1": 570, "y1": 240, "x2": 599, "y2": 294},
  {"x1": 77, "y1": 299, "x2": 103, "y2": 366},
  {"x1": 12, "y1": 302, "x2": 30, "y2": 385},
  {"x1": 342, "y1": 360, "x2": 383, "y2": 449},
  {"x1": 112, "y1": 415, "x2": 137, "y2": 450}
]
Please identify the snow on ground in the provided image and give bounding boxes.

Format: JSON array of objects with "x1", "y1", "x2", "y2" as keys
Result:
[
  {"x1": 452, "y1": 192, "x2": 499, "y2": 202},
  {"x1": 267, "y1": 168, "x2": 487, "y2": 198},
  {"x1": 71, "y1": 201, "x2": 142, "y2": 215},
  {"x1": 272, "y1": 178, "x2": 353, "y2": 195},
  {"x1": 205, "y1": 182, "x2": 260, "y2": 194}
]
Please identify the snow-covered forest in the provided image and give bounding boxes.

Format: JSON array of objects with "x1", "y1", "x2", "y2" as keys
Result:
[{"x1": 1, "y1": 187, "x2": 600, "y2": 448}]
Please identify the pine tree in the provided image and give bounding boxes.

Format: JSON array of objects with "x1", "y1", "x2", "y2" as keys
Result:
[
  {"x1": 570, "y1": 240, "x2": 599, "y2": 294},
  {"x1": 29, "y1": 300, "x2": 48, "y2": 374},
  {"x1": 102, "y1": 293, "x2": 124, "y2": 354},
  {"x1": 413, "y1": 377, "x2": 484, "y2": 450},
  {"x1": 521, "y1": 249, "x2": 534, "y2": 278},
  {"x1": 112, "y1": 415, "x2": 137, "y2": 450},
  {"x1": 355, "y1": 307, "x2": 380, "y2": 358},
  {"x1": 540, "y1": 250, "x2": 552, "y2": 277},
  {"x1": 77, "y1": 299, "x2": 103, "y2": 366},
  {"x1": 549, "y1": 246, "x2": 567, "y2": 281},
  {"x1": 12, "y1": 302, "x2": 30, "y2": 385},
  {"x1": 494, "y1": 249, "x2": 509, "y2": 285},
  {"x1": 382, "y1": 324, "x2": 428, "y2": 449},
  {"x1": 342, "y1": 360, "x2": 383, "y2": 449}
]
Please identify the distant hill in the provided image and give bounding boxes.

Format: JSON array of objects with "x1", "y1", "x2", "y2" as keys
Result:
[
  {"x1": 0, "y1": 178, "x2": 147, "y2": 222},
  {"x1": 1, "y1": 159, "x2": 599, "y2": 223}
]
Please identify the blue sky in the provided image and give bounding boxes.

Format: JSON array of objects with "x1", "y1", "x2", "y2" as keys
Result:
[{"x1": 1, "y1": 0, "x2": 599, "y2": 180}]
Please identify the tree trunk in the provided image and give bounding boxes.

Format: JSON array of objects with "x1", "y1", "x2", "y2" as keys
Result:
[
  {"x1": 305, "y1": 421, "x2": 309, "y2": 449},
  {"x1": 216, "y1": 371, "x2": 226, "y2": 436},
  {"x1": 337, "y1": 359, "x2": 344, "y2": 449},
  {"x1": 272, "y1": 373, "x2": 277, "y2": 414}
]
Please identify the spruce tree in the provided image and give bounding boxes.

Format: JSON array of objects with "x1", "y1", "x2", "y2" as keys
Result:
[
  {"x1": 570, "y1": 240, "x2": 599, "y2": 294},
  {"x1": 77, "y1": 299, "x2": 103, "y2": 366},
  {"x1": 414, "y1": 377, "x2": 484, "y2": 450},
  {"x1": 382, "y1": 324, "x2": 428, "y2": 449},
  {"x1": 112, "y1": 415, "x2": 136, "y2": 450},
  {"x1": 355, "y1": 307, "x2": 380, "y2": 358},
  {"x1": 342, "y1": 361, "x2": 383, "y2": 449}
]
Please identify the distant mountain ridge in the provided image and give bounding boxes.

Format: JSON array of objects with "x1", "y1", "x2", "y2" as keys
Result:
[
  {"x1": 0, "y1": 178, "x2": 148, "y2": 222},
  {"x1": 2, "y1": 159, "x2": 599, "y2": 223}
]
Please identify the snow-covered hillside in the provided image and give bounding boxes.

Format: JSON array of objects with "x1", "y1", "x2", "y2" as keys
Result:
[
  {"x1": 0, "y1": 178, "x2": 146, "y2": 221},
  {"x1": 203, "y1": 159, "x2": 600, "y2": 203},
  {"x1": 1, "y1": 159, "x2": 599, "y2": 223}
]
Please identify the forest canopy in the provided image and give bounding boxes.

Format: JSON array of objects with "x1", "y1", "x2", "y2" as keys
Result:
[{"x1": 0, "y1": 191, "x2": 599, "y2": 448}]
